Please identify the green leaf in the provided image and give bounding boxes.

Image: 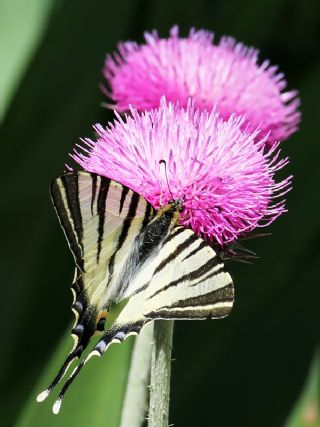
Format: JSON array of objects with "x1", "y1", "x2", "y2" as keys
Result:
[
  {"x1": 284, "y1": 351, "x2": 319, "y2": 427},
  {"x1": 0, "y1": 0, "x2": 55, "y2": 120}
]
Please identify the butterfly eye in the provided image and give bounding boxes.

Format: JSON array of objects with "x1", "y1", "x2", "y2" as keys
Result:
[{"x1": 175, "y1": 199, "x2": 184, "y2": 212}]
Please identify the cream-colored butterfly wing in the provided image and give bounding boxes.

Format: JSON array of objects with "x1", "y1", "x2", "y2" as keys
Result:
[
  {"x1": 109, "y1": 226, "x2": 234, "y2": 335},
  {"x1": 38, "y1": 172, "x2": 154, "y2": 404},
  {"x1": 51, "y1": 171, "x2": 155, "y2": 310}
]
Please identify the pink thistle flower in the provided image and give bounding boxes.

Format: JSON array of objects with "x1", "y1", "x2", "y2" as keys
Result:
[
  {"x1": 104, "y1": 26, "x2": 300, "y2": 147},
  {"x1": 72, "y1": 99, "x2": 291, "y2": 245}
]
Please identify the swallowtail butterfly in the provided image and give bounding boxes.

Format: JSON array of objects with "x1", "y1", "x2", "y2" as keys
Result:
[{"x1": 37, "y1": 171, "x2": 234, "y2": 413}]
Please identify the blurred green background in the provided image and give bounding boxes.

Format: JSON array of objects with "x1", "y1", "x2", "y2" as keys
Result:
[{"x1": 1, "y1": 0, "x2": 319, "y2": 426}]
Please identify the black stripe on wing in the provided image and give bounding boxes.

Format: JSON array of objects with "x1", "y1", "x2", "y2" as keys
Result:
[
  {"x1": 128, "y1": 227, "x2": 204, "y2": 298},
  {"x1": 148, "y1": 283, "x2": 234, "y2": 317},
  {"x1": 146, "y1": 283, "x2": 234, "y2": 319},
  {"x1": 167, "y1": 284, "x2": 234, "y2": 308},
  {"x1": 51, "y1": 175, "x2": 84, "y2": 271},
  {"x1": 182, "y1": 240, "x2": 207, "y2": 261},
  {"x1": 96, "y1": 176, "x2": 111, "y2": 262},
  {"x1": 61, "y1": 174, "x2": 83, "y2": 251},
  {"x1": 107, "y1": 191, "x2": 141, "y2": 279},
  {"x1": 190, "y1": 266, "x2": 225, "y2": 287},
  {"x1": 147, "y1": 257, "x2": 221, "y2": 300},
  {"x1": 119, "y1": 186, "x2": 130, "y2": 215},
  {"x1": 90, "y1": 173, "x2": 98, "y2": 215},
  {"x1": 153, "y1": 233, "x2": 199, "y2": 275}
]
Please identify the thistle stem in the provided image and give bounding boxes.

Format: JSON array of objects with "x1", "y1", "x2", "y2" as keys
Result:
[
  {"x1": 148, "y1": 320, "x2": 174, "y2": 427},
  {"x1": 120, "y1": 322, "x2": 154, "y2": 427}
]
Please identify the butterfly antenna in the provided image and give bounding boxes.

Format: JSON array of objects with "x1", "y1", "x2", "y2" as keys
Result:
[
  {"x1": 159, "y1": 160, "x2": 174, "y2": 202},
  {"x1": 36, "y1": 346, "x2": 82, "y2": 403}
]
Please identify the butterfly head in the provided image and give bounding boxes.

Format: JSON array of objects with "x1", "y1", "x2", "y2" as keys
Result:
[{"x1": 168, "y1": 198, "x2": 184, "y2": 213}]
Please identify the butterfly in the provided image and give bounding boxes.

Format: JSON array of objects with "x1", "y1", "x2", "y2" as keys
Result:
[{"x1": 36, "y1": 171, "x2": 234, "y2": 413}]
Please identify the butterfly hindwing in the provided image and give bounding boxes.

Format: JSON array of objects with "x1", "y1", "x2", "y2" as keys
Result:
[
  {"x1": 103, "y1": 226, "x2": 234, "y2": 331},
  {"x1": 48, "y1": 222, "x2": 234, "y2": 413},
  {"x1": 141, "y1": 226, "x2": 234, "y2": 319}
]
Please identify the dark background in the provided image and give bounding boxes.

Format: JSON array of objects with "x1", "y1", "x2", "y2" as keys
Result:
[{"x1": 1, "y1": 0, "x2": 319, "y2": 426}]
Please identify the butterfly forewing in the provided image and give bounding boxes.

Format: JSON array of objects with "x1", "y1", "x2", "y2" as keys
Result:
[{"x1": 51, "y1": 172, "x2": 155, "y2": 309}]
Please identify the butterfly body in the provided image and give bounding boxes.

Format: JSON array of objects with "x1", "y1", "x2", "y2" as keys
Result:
[{"x1": 38, "y1": 171, "x2": 234, "y2": 413}]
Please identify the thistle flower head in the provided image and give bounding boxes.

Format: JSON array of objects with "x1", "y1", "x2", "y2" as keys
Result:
[
  {"x1": 104, "y1": 26, "x2": 300, "y2": 146},
  {"x1": 72, "y1": 99, "x2": 291, "y2": 245}
]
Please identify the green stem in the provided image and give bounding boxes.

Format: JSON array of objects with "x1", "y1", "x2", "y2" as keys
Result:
[
  {"x1": 120, "y1": 322, "x2": 154, "y2": 427},
  {"x1": 148, "y1": 320, "x2": 174, "y2": 427}
]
